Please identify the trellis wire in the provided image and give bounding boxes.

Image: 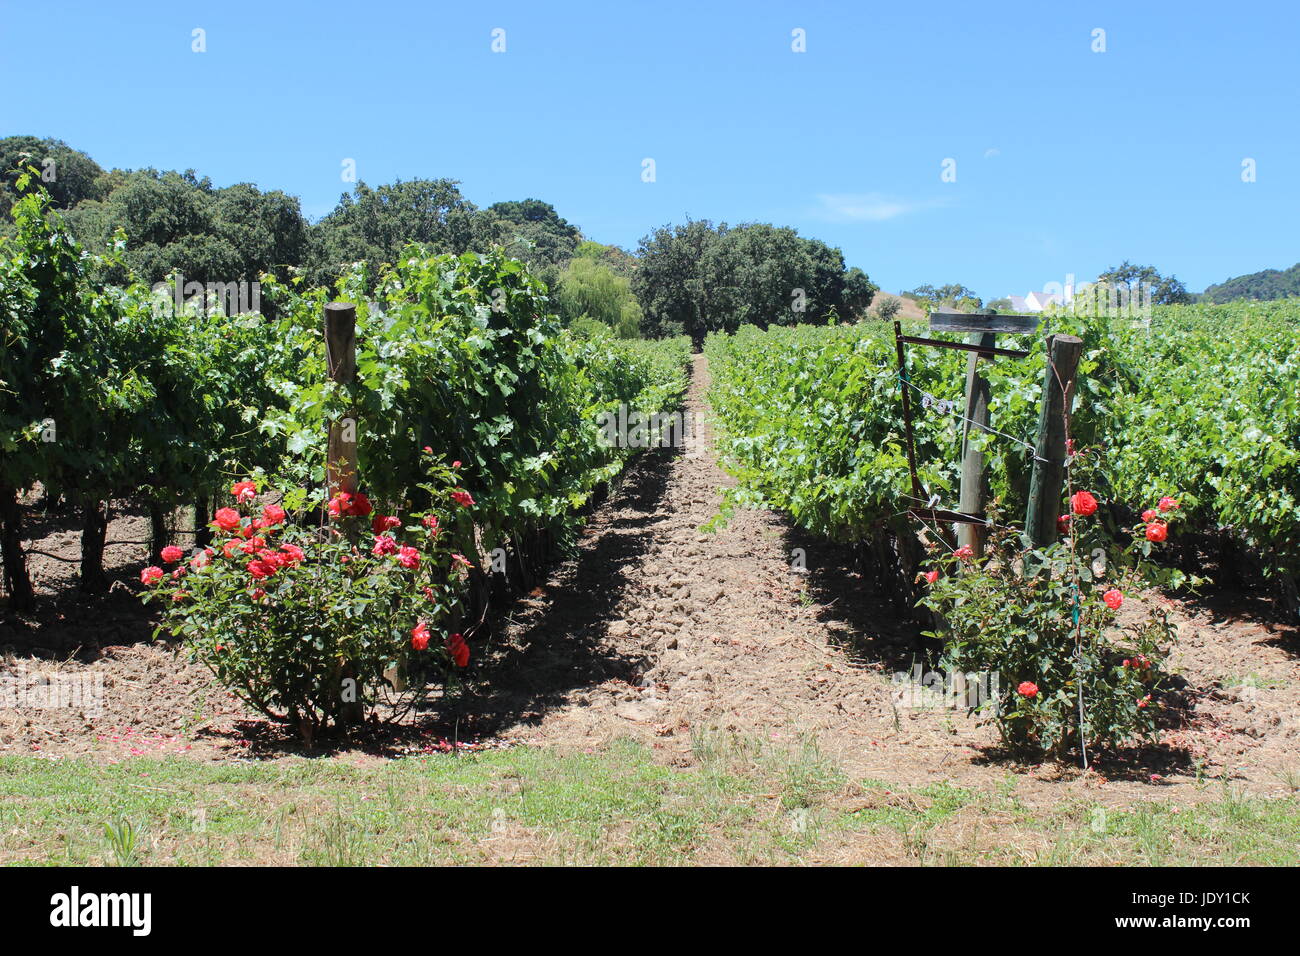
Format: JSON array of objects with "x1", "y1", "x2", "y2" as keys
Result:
[{"x1": 896, "y1": 373, "x2": 1051, "y2": 463}]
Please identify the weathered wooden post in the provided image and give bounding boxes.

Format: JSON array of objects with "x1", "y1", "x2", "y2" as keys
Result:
[
  {"x1": 1024, "y1": 334, "x2": 1084, "y2": 548},
  {"x1": 324, "y1": 302, "x2": 366, "y2": 725},
  {"x1": 324, "y1": 302, "x2": 358, "y2": 500},
  {"x1": 957, "y1": 331, "x2": 996, "y2": 557}
]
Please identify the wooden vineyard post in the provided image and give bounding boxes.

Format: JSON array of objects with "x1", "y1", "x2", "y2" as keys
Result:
[
  {"x1": 1024, "y1": 334, "x2": 1084, "y2": 549},
  {"x1": 957, "y1": 332, "x2": 996, "y2": 557},
  {"x1": 324, "y1": 302, "x2": 358, "y2": 500},
  {"x1": 324, "y1": 302, "x2": 365, "y2": 725}
]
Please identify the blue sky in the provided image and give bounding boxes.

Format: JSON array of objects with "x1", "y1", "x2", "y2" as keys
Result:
[{"x1": 2, "y1": 0, "x2": 1296, "y2": 299}]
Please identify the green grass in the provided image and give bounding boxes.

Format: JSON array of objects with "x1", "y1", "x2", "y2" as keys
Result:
[{"x1": 2, "y1": 737, "x2": 1298, "y2": 866}]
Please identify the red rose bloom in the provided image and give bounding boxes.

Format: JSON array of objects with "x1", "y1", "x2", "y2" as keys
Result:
[
  {"x1": 451, "y1": 553, "x2": 473, "y2": 569},
  {"x1": 348, "y1": 492, "x2": 372, "y2": 518},
  {"x1": 231, "y1": 480, "x2": 257, "y2": 503},
  {"x1": 954, "y1": 545, "x2": 973, "y2": 561},
  {"x1": 1017, "y1": 681, "x2": 1039, "y2": 699},
  {"x1": 1103, "y1": 588, "x2": 1123, "y2": 610},
  {"x1": 411, "y1": 622, "x2": 431, "y2": 651},
  {"x1": 372, "y1": 515, "x2": 401, "y2": 534},
  {"x1": 259, "y1": 549, "x2": 287, "y2": 569},
  {"x1": 450, "y1": 489, "x2": 475, "y2": 508},
  {"x1": 280, "y1": 543, "x2": 305, "y2": 564},
  {"x1": 372, "y1": 535, "x2": 398, "y2": 557},
  {"x1": 422, "y1": 514, "x2": 439, "y2": 534},
  {"x1": 446, "y1": 632, "x2": 470, "y2": 668},
  {"x1": 247, "y1": 560, "x2": 273, "y2": 579},
  {"x1": 1057, "y1": 514, "x2": 1071, "y2": 534},
  {"x1": 924, "y1": 569, "x2": 939, "y2": 584},
  {"x1": 1158, "y1": 496, "x2": 1179, "y2": 512},
  {"x1": 261, "y1": 504, "x2": 286, "y2": 526},
  {"x1": 160, "y1": 545, "x2": 184, "y2": 563},
  {"x1": 213, "y1": 507, "x2": 241, "y2": 532},
  {"x1": 398, "y1": 545, "x2": 420, "y2": 569},
  {"x1": 1141, "y1": 509, "x2": 1157, "y2": 523},
  {"x1": 1070, "y1": 491, "x2": 1098, "y2": 516},
  {"x1": 1145, "y1": 522, "x2": 1168, "y2": 542},
  {"x1": 327, "y1": 492, "x2": 351, "y2": 519},
  {"x1": 140, "y1": 566, "x2": 164, "y2": 585}
]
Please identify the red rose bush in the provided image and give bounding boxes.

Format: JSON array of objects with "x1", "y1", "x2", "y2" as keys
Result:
[
  {"x1": 141, "y1": 460, "x2": 478, "y2": 737},
  {"x1": 920, "y1": 484, "x2": 1197, "y2": 758}
]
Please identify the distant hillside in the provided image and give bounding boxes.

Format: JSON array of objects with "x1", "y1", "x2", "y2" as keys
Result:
[{"x1": 1203, "y1": 263, "x2": 1300, "y2": 303}]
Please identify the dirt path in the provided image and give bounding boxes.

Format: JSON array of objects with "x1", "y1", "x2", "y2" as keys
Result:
[
  {"x1": 3, "y1": 355, "x2": 1298, "y2": 809},
  {"x1": 487, "y1": 354, "x2": 904, "y2": 757}
]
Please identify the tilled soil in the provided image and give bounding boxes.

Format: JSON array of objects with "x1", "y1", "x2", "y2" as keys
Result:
[{"x1": 2, "y1": 355, "x2": 1299, "y2": 809}]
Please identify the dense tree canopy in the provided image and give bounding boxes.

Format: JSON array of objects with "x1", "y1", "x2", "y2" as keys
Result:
[
  {"x1": 907, "y1": 283, "x2": 984, "y2": 312},
  {"x1": 632, "y1": 220, "x2": 876, "y2": 344},
  {"x1": 1094, "y1": 261, "x2": 1192, "y2": 306},
  {"x1": 307, "y1": 193, "x2": 584, "y2": 291},
  {"x1": 632, "y1": 220, "x2": 717, "y2": 340},
  {"x1": 480, "y1": 199, "x2": 581, "y2": 277},
  {"x1": 0, "y1": 135, "x2": 105, "y2": 225},
  {"x1": 3, "y1": 137, "x2": 885, "y2": 341},
  {"x1": 65, "y1": 170, "x2": 309, "y2": 289},
  {"x1": 842, "y1": 267, "x2": 877, "y2": 316},
  {"x1": 308, "y1": 179, "x2": 486, "y2": 287}
]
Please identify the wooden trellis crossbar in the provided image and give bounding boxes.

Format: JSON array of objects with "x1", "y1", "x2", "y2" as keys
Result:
[
  {"x1": 893, "y1": 312, "x2": 1042, "y2": 542},
  {"x1": 900, "y1": 493, "x2": 986, "y2": 526},
  {"x1": 895, "y1": 334, "x2": 1029, "y2": 360}
]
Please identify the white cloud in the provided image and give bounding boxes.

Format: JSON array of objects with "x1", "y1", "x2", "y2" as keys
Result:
[
  {"x1": 984, "y1": 147, "x2": 1001, "y2": 158},
  {"x1": 810, "y1": 192, "x2": 950, "y2": 223}
]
